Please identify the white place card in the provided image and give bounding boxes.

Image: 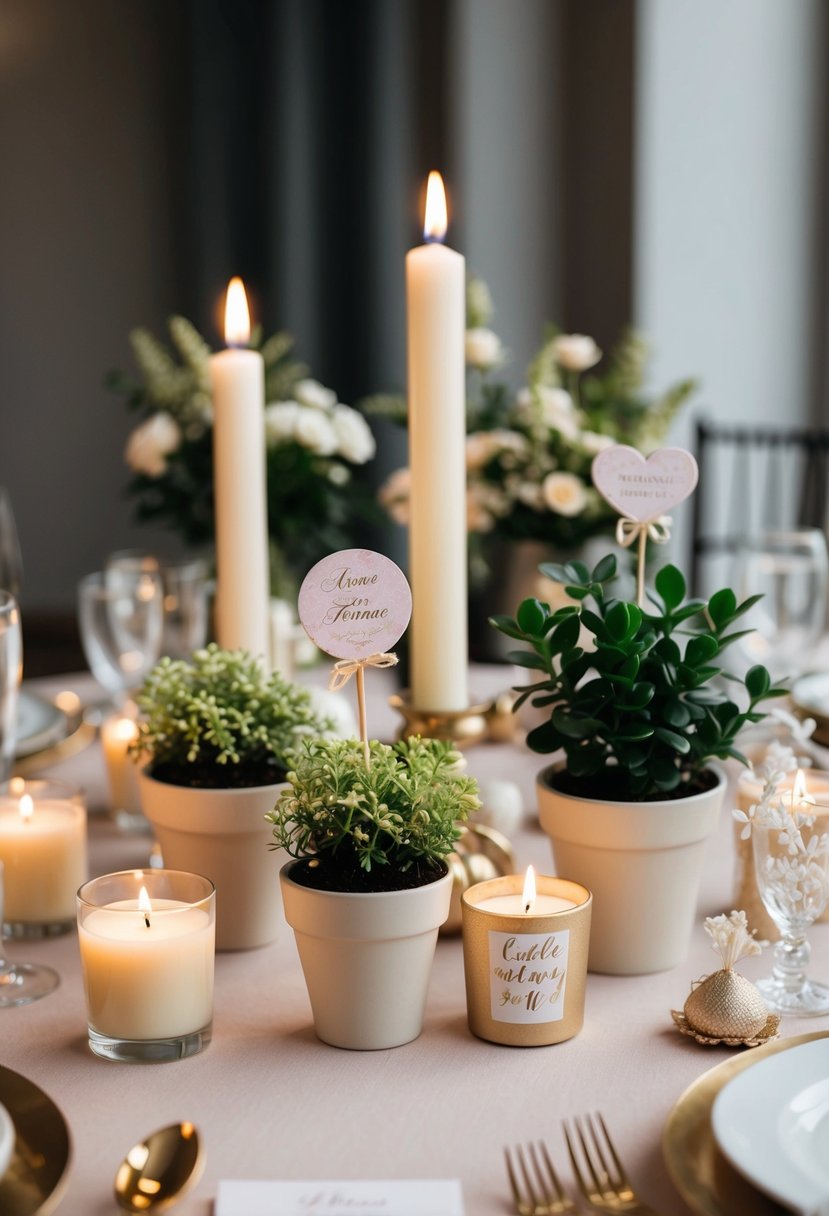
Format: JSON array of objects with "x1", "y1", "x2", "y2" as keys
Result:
[{"x1": 216, "y1": 1179, "x2": 464, "y2": 1216}]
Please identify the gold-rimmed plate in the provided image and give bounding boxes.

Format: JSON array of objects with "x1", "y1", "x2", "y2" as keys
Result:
[
  {"x1": 662, "y1": 1031, "x2": 829, "y2": 1216},
  {"x1": 0, "y1": 1065, "x2": 71, "y2": 1215}
]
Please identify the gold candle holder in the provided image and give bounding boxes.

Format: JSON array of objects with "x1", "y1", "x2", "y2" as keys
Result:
[
  {"x1": 389, "y1": 690, "x2": 517, "y2": 747},
  {"x1": 461, "y1": 874, "x2": 592, "y2": 1047}
]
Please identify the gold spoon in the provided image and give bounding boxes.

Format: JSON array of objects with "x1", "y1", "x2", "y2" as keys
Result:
[{"x1": 114, "y1": 1122, "x2": 203, "y2": 1213}]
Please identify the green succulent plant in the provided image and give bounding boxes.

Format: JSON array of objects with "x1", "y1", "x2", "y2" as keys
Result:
[
  {"x1": 131, "y1": 643, "x2": 331, "y2": 788},
  {"x1": 267, "y1": 736, "x2": 481, "y2": 891},
  {"x1": 491, "y1": 555, "x2": 785, "y2": 802}
]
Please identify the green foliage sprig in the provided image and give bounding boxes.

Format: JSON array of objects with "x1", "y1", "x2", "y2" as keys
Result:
[
  {"x1": 492, "y1": 556, "x2": 785, "y2": 801},
  {"x1": 267, "y1": 737, "x2": 481, "y2": 873},
  {"x1": 131, "y1": 644, "x2": 330, "y2": 776}
]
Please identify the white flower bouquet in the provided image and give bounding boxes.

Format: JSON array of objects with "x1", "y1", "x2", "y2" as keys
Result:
[
  {"x1": 370, "y1": 276, "x2": 696, "y2": 553},
  {"x1": 111, "y1": 318, "x2": 376, "y2": 595}
]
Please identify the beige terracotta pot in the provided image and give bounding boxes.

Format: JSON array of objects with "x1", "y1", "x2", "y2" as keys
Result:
[
  {"x1": 280, "y1": 861, "x2": 452, "y2": 1050},
  {"x1": 536, "y1": 764, "x2": 726, "y2": 975},
  {"x1": 138, "y1": 770, "x2": 286, "y2": 951}
]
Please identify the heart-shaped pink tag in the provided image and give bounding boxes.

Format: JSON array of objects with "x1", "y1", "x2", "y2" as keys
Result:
[{"x1": 591, "y1": 446, "x2": 699, "y2": 522}]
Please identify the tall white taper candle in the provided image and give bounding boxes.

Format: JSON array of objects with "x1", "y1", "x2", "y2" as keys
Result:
[
  {"x1": 209, "y1": 278, "x2": 271, "y2": 665},
  {"x1": 406, "y1": 173, "x2": 468, "y2": 711}
]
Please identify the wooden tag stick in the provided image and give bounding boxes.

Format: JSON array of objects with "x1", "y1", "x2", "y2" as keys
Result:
[{"x1": 329, "y1": 653, "x2": 400, "y2": 766}]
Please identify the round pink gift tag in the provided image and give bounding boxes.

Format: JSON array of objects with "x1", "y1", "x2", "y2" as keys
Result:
[{"x1": 298, "y1": 549, "x2": 412, "y2": 659}]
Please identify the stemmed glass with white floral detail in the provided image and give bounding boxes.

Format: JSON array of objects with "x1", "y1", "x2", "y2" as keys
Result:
[{"x1": 738, "y1": 766, "x2": 829, "y2": 1016}]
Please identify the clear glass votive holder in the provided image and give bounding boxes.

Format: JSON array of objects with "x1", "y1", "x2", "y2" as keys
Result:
[
  {"x1": 77, "y1": 869, "x2": 215, "y2": 1063},
  {"x1": 100, "y1": 710, "x2": 150, "y2": 834},
  {"x1": 462, "y1": 874, "x2": 592, "y2": 1046},
  {"x1": 0, "y1": 779, "x2": 87, "y2": 938}
]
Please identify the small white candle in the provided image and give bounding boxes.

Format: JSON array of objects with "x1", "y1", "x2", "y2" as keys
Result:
[
  {"x1": 0, "y1": 785, "x2": 87, "y2": 925},
  {"x1": 78, "y1": 883, "x2": 214, "y2": 1041},
  {"x1": 209, "y1": 277, "x2": 271, "y2": 664},
  {"x1": 473, "y1": 866, "x2": 576, "y2": 916},
  {"x1": 100, "y1": 715, "x2": 142, "y2": 816},
  {"x1": 406, "y1": 172, "x2": 468, "y2": 711}
]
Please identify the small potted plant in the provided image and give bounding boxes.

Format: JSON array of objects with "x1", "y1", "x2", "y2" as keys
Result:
[
  {"x1": 133, "y1": 644, "x2": 330, "y2": 950},
  {"x1": 492, "y1": 555, "x2": 783, "y2": 975},
  {"x1": 268, "y1": 735, "x2": 480, "y2": 1050}
]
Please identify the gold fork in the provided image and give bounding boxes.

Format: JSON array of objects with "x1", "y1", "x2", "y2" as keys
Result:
[
  {"x1": 504, "y1": 1141, "x2": 582, "y2": 1215},
  {"x1": 562, "y1": 1114, "x2": 661, "y2": 1215}
]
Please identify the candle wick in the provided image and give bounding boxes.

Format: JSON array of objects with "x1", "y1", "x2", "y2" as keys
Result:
[
  {"x1": 524, "y1": 902, "x2": 531, "y2": 914},
  {"x1": 144, "y1": 913, "x2": 150, "y2": 929}
]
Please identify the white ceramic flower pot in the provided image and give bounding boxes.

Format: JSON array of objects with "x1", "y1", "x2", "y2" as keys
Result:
[
  {"x1": 280, "y1": 861, "x2": 453, "y2": 1050},
  {"x1": 138, "y1": 770, "x2": 287, "y2": 951},
  {"x1": 536, "y1": 764, "x2": 726, "y2": 975}
]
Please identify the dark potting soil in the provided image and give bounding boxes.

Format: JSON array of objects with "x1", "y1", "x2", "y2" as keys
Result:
[
  {"x1": 288, "y1": 855, "x2": 448, "y2": 894},
  {"x1": 551, "y1": 766, "x2": 719, "y2": 803},
  {"x1": 150, "y1": 760, "x2": 288, "y2": 789}
]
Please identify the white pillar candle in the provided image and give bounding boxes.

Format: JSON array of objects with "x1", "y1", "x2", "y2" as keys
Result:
[
  {"x1": 406, "y1": 172, "x2": 468, "y2": 711},
  {"x1": 100, "y1": 715, "x2": 142, "y2": 817},
  {"x1": 0, "y1": 783, "x2": 87, "y2": 926},
  {"x1": 209, "y1": 277, "x2": 271, "y2": 665},
  {"x1": 78, "y1": 874, "x2": 215, "y2": 1041}
]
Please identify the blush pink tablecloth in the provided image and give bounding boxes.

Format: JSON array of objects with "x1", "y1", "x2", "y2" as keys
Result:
[{"x1": 5, "y1": 665, "x2": 826, "y2": 1216}]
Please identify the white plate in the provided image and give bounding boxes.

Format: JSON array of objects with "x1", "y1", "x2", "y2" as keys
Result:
[
  {"x1": 712, "y1": 1038, "x2": 829, "y2": 1214},
  {"x1": 0, "y1": 1099, "x2": 13, "y2": 1181},
  {"x1": 15, "y1": 690, "x2": 67, "y2": 758}
]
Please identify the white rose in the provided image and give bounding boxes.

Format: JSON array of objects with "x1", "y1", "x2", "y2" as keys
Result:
[
  {"x1": 515, "y1": 387, "x2": 579, "y2": 439},
  {"x1": 465, "y1": 327, "x2": 505, "y2": 370},
  {"x1": 331, "y1": 405, "x2": 376, "y2": 464},
  {"x1": 294, "y1": 378, "x2": 337, "y2": 410},
  {"x1": 580, "y1": 430, "x2": 615, "y2": 455},
  {"x1": 264, "y1": 401, "x2": 300, "y2": 444},
  {"x1": 542, "y1": 471, "x2": 588, "y2": 516},
  {"x1": 552, "y1": 334, "x2": 602, "y2": 372},
  {"x1": 124, "y1": 412, "x2": 182, "y2": 477},
  {"x1": 294, "y1": 406, "x2": 338, "y2": 455}
]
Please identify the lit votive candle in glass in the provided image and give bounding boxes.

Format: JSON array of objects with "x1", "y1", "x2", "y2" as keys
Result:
[
  {"x1": 462, "y1": 866, "x2": 592, "y2": 1046},
  {"x1": 100, "y1": 712, "x2": 148, "y2": 833},
  {"x1": 734, "y1": 765, "x2": 829, "y2": 937},
  {"x1": 0, "y1": 779, "x2": 87, "y2": 937},
  {"x1": 77, "y1": 869, "x2": 215, "y2": 1063}
]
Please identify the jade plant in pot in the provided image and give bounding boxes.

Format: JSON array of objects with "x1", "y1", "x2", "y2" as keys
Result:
[
  {"x1": 268, "y1": 735, "x2": 480, "y2": 1050},
  {"x1": 132, "y1": 643, "x2": 330, "y2": 951},
  {"x1": 492, "y1": 555, "x2": 784, "y2": 975}
]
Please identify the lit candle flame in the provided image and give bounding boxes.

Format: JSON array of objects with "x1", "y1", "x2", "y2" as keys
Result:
[
  {"x1": 138, "y1": 885, "x2": 152, "y2": 929},
  {"x1": 522, "y1": 865, "x2": 536, "y2": 915},
  {"x1": 790, "y1": 769, "x2": 815, "y2": 815},
  {"x1": 423, "y1": 171, "x2": 448, "y2": 243},
  {"x1": 18, "y1": 793, "x2": 33, "y2": 823},
  {"x1": 224, "y1": 276, "x2": 251, "y2": 346}
]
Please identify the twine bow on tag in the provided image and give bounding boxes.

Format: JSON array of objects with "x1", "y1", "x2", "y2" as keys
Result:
[
  {"x1": 615, "y1": 514, "x2": 673, "y2": 549},
  {"x1": 328, "y1": 652, "x2": 399, "y2": 766},
  {"x1": 613, "y1": 515, "x2": 673, "y2": 607},
  {"x1": 328, "y1": 652, "x2": 399, "y2": 692}
]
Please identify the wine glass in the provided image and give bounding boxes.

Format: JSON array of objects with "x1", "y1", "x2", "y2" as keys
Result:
[
  {"x1": 0, "y1": 592, "x2": 21, "y2": 789},
  {"x1": 736, "y1": 528, "x2": 829, "y2": 680},
  {"x1": 0, "y1": 489, "x2": 23, "y2": 601},
  {"x1": 77, "y1": 569, "x2": 163, "y2": 706},
  {"x1": 106, "y1": 551, "x2": 210, "y2": 660},
  {"x1": 752, "y1": 802, "x2": 829, "y2": 1016},
  {"x1": 0, "y1": 596, "x2": 60, "y2": 1005},
  {"x1": 0, "y1": 858, "x2": 59, "y2": 1006}
]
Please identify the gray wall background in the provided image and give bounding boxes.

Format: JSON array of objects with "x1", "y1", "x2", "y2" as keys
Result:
[{"x1": 0, "y1": 0, "x2": 826, "y2": 625}]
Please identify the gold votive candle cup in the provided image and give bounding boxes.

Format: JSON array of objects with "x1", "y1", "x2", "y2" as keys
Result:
[{"x1": 461, "y1": 874, "x2": 592, "y2": 1047}]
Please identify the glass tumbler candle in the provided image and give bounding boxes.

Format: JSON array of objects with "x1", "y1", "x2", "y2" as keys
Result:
[
  {"x1": 77, "y1": 869, "x2": 215, "y2": 1062},
  {"x1": 0, "y1": 779, "x2": 87, "y2": 937}
]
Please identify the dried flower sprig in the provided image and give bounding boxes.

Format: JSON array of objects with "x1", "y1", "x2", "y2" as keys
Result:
[{"x1": 703, "y1": 910, "x2": 763, "y2": 970}]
